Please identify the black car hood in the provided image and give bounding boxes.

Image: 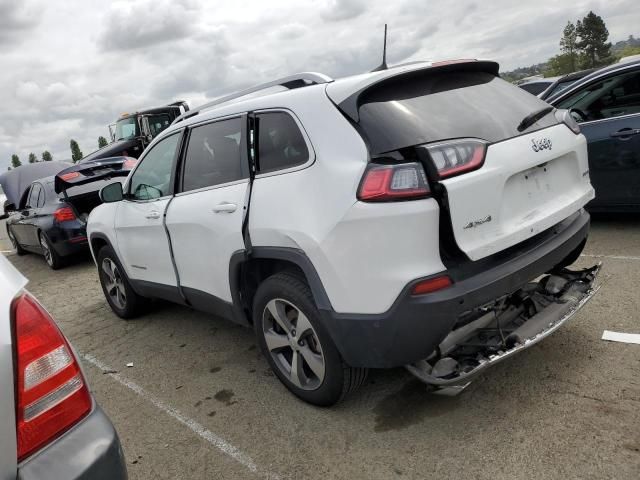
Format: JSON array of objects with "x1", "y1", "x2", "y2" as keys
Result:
[
  {"x1": 82, "y1": 138, "x2": 139, "y2": 162},
  {"x1": 54, "y1": 156, "x2": 137, "y2": 194},
  {"x1": 0, "y1": 161, "x2": 73, "y2": 206}
]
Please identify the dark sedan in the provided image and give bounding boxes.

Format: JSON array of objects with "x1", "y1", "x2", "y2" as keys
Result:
[
  {"x1": 550, "y1": 59, "x2": 640, "y2": 211},
  {"x1": 6, "y1": 157, "x2": 135, "y2": 269}
]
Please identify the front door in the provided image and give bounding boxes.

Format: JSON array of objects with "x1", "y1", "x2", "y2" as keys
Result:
[
  {"x1": 165, "y1": 116, "x2": 249, "y2": 306},
  {"x1": 114, "y1": 131, "x2": 182, "y2": 289},
  {"x1": 556, "y1": 66, "x2": 640, "y2": 208}
]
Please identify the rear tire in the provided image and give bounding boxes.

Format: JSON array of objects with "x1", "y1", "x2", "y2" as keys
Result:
[
  {"x1": 7, "y1": 227, "x2": 26, "y2": 256},
  {"x1": 39, "y1": 232, "x2": 63, "y2": 270},
  {"x1": 253, "y1": 273, "x2": 367, "y2": 406},
  {"x1": 97, "y1": 245, "x2": 147, "y2": 319}
]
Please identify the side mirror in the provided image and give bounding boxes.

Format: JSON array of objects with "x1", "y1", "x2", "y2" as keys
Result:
[
  {"x1": 100, "y1": 182, "x2": 124, "y2": 203},
  {"x1": 4, "y1": 202, "x2": 16, "y2": 213},
  {"x1": 140, "y1": 116, "x2": 153, "y2": 142}
]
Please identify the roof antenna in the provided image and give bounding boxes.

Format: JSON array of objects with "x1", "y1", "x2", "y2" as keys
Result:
[{"x1": 371, "y1": 24, "x2": 388, "y2": 72}]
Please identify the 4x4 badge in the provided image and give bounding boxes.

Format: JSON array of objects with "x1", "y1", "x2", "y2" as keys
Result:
[
  {"x1": 531, "y1": 138, "x2": 552, "y2": 152},
  {"x1": 463, "y1": 215, "x2": 492, "y2": 229}
]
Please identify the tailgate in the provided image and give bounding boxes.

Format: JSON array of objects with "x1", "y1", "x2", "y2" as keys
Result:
[
  {"x1": 442, "y1": 125, "x2": 594, "y2": 261},
  {"x1": 54, "y1": 156, "x2": 136, "y2": 194}
]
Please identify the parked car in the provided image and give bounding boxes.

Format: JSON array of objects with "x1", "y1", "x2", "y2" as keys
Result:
[
  {"x1": 0, "y1": 161, "x2": 73, "y2": 215},
  {"x1": 88, "y1": 60, "x2": 599, "y2": 406},
  {"x1": 82, "y1": 101, "x2": 189, "y2": 162},
  {"x1": 0, "y1": 184, "x2": 7, "y2": 219},
  {"x1": 6, "y1": 157, "x2": 135, "y2": 269},
  {"x1": 518, "y1": 76, "x2": 559, "y2": 96},
  {"x1": 538, "y1": 68, "x2": 598, "y2": 100},
  {"x1": 0, "y1": 254, "x2": 127, "y2": 479},
  {"x1": 549, "y1": 59, "x2": 640, "y2": 211}
]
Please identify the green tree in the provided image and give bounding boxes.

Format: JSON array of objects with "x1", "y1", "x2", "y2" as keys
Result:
[
  {"x1": 70, "y1": 139, "x2": 83, "y2": 163},
  {"x1": 545, "y1": 53, "x2": 575, "y2": 76},
  {"x1": 28, "y1": 152, "x2": 37, "y2": 163},
  {"x1": 617, "y1": 45, "x2": 640, "y2": 60},
  {"x1": 576, "y1": 11, "x2": 613, "y2": 68},
  {"x1": 41, "y1": 151, "x2": 53, "y2": 162},
  {"x1": 98, "y1": 136, "x2": 108, "y2": 148},
  {"x1": 11, "y1": 154, "x2": 21, "y2": 168},
  {"x1": 559, "y1": 21, "x2": 579, "y2": 72}
]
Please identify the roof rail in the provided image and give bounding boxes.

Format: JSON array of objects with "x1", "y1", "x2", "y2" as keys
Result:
[{"x1": 172, "y1": 72, "x2": 333, "y2": 124}]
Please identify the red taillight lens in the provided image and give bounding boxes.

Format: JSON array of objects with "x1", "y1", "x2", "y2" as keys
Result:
[
  {"x1": 53, "y1": 206, "x2": 76, "y2": 223},
  {"x1": 12, "y1": 293, "x2": 91, "y2": 460},
  {"x1": 59, "y1": 172, "x2": 80, "y2": 182},
  {"x1": 358, "y1": 162, "x2": 430, "y2": 202},
  {"x1": 411, "y1": 275, "x2": 453, "y2": 295},
  {"x1": 123, "y1": 157, "x2": 138, "y2": 170},
  {"x1": 422, "y1": 139, "x2": 487, "y2": 179}
]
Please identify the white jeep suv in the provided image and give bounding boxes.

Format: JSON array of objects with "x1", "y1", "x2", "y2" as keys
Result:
[{"x1": 88, "y1": 61, "x2": 600, "y2": 406}]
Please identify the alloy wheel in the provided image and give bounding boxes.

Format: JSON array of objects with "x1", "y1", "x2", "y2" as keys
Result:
[
  {"x1": 102, "y1": 258, "x2": 127, "y2": 310},
  {"x1": 40, "y1": 235, "x2": 53, "y2": 266},
  {"x1": 262, "y1": 298, "x2": 326, "y2": 390}
]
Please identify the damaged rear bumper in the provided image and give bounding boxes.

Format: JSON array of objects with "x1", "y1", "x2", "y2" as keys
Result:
[
  {"x1": 406, "y1": 263, "x2": 601, "y2": 390},
  {"x1": 322, "y1": 209, "x2": 591, "y2": 368}
]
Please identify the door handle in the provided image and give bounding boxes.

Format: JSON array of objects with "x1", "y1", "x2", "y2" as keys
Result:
[
  {"x1": 610, "y1": 128, "x2": 640, "y2": 138},
  {"x1": 145, "y1": 211, "x2": 161, "y2": 219},
  {"x1": 212, "y1": 202, "x2": 237, "y2": 213}
]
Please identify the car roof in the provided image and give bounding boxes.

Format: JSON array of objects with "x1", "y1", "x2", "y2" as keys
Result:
[{"x1": 550, "y1": 59, "x2": 640, "y2": 103}]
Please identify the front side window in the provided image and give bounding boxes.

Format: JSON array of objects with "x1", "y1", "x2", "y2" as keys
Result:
[
  {"x1": 115, "y1": 117, "x2": 138, "y2": 140},
  {"x1": 36, "y1": 185, "x2": 45, "y2": 208},
  {"x1": 181, "y1": 117, "x2": 244, "y2": 192},
  {"x1": 557, "y1": 70, "x2": 640, "y2": 122},
  {"x1": 129, "y1": 133, "x2": 181, "y2": 200},
  {"x1": 257, "y1": 112, "x2": 309, "y2": 173}
]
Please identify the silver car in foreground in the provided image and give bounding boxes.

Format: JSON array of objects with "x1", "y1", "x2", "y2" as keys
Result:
[{"x1": 0, "y1": 254, "x2": 127, "y2": 479}]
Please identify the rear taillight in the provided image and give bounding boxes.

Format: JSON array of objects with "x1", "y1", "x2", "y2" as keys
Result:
[
  {"x1": 12, "y1": 293, "x2": 91, "y2": 460},
  {"x1": 123, "y1": 157, "x2": 138, "y2": 170},
  {"x1": 357, "y1": 162, "x2": 430, "y2": 202},
  {"x1": 555, "y1": 109, "x2": 581, "y2": 134},
  {"x1": 53, "y1": 206, "x2": 76, "y2": 223},
  {"x1": 421, "y1": 138, "x2": 487, "y2": 179},
  {"x1": 59, "y1": 172, "x2": 80, "y2": 182}
]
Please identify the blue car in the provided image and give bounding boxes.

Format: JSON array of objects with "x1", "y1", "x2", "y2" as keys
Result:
[{"x1": 549, "y1": 59, "x2": 640, "y2": 211}]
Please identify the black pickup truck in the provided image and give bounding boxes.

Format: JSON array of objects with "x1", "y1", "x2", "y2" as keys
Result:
[{"x1": 82, "y1": 101, "x2": 188, "y2": 162}]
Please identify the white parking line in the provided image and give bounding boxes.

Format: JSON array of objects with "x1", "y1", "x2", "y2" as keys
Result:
[
  {"x1": 82, "y1": 353, "x2": 279, "y2": 480},
  {"x1": 581, "y1": 254, "x2": 640, "y2": 261}
]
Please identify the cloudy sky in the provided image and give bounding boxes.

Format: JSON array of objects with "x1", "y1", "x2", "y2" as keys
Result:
[{"x1": 1, "y1": 0, "x2": 638, "y2": 169}]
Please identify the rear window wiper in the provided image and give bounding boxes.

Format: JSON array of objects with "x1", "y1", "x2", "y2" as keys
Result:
[{"x1": 517, "y1": 106, "x2": 554, "y2": 132}]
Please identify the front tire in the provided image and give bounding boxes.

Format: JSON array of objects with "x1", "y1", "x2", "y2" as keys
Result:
[
  {"x1": 97, "y1": 245, "x2": 147, "y2": 319},
  {"x1": 253, "y1": 273, "x2": 367, "y2": 406}
]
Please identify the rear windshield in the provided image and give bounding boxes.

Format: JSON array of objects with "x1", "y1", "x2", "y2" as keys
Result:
[{"x1": 357, "y1": 71, "x2": 558, "y2": 154}]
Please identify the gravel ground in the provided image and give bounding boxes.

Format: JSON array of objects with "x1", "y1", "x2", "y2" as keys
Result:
[{"x1": 2, "y1": 215, "x2": 639, "y2": 480}]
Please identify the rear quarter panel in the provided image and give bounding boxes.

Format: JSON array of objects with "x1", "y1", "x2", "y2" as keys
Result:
[{"x1": 0, "y1": 255, "x2": 27, "y2": 480}]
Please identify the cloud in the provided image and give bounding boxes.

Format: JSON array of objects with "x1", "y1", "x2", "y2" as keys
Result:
[
  {"x1": 0, "y1": 0, "x2": 41, "y2": 45},
  {"x1": 98, "y1": 0, "x2": 199, "y2": 51},
  {"x1": 320, "y1": 0, "x2": 366, "y2": 22}
]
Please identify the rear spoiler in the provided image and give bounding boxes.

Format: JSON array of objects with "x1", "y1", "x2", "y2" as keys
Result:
[
  {"x1": 54, "y1": 156, "x2": 138, "y2": 194},
  {"x1": 330, "y1": 60, "x2": 500, "y2": 122}
]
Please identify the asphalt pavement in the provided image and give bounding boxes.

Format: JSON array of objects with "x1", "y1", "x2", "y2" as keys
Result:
[{"x1": 1, "y1": 215, "x2": 639, "y2": 480}]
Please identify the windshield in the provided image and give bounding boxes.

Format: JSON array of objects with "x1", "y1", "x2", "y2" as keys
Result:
[{"x1": 115, "y1": 117, "x2": 139, "y2": 140}]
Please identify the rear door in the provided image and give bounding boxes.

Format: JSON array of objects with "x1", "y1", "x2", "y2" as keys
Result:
[
  {"x1": 555, "y1": 66, "x2": 640, "y2": 208},
  {"x1": 165, "y1": 116, "x2": 249, "y2": 308},
  {"x1": 114, "y1": 131, "x2": 182, "y2": 288}
]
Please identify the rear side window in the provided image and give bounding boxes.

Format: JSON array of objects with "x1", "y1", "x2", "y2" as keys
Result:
[
  {"x1": 257, "y1": 112, "x2": 309, "y2": 173},
  {"x1": 356, "y1": 71, "x2": 558, "y2": 154},
  {"x1": 181, "y1": 117, "x2": 244, "y2": 192}
]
